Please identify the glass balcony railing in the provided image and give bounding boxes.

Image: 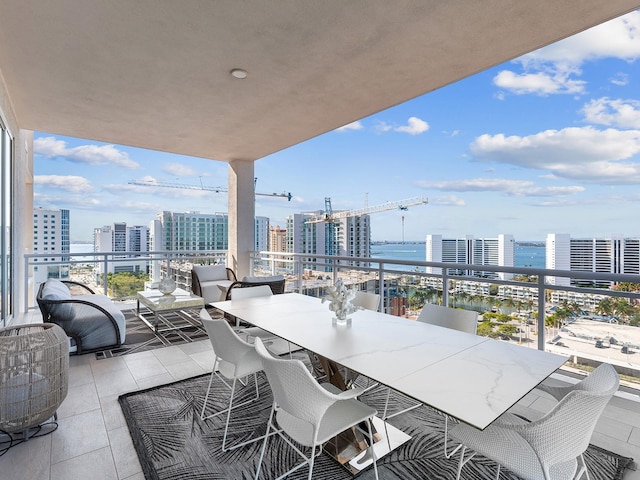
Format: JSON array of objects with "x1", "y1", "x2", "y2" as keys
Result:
[
  {"x1": 252, "y1": 251, "x2": 640, "y2": 389},
  {"x1": 24, "y1": 248, "x2": 640, "y2": 389},
  {"x1": 24, "y1": 249, "x2": 227, "y2": 307}
]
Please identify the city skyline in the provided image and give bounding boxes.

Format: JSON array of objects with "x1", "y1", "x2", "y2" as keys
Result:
[{"x1": 34, "y1": 11, "x2": 640, "y2": 242}]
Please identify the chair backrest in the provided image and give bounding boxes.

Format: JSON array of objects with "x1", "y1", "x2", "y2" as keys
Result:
[
  {"x1": 352, "y1": 291, "x2": 380, "y2": 311},
  {"x1": 417, "y1": 303, "x2": 478, "y2": 334},
  {"x1": 225, "y1": 275, "x2": 286, "y2": 300},
  {"x1": 199, "y1": 309, "x2": 255, "y2": 367},
  {"x1": 230, "y1": 285, "x2": 273, "y2": 300},
  {"x1": 522, "y1": 363, "x2": 619, "y2": 474},
  {"x1": 254, "y1": 338, "x2": 337, "y2": 429}
]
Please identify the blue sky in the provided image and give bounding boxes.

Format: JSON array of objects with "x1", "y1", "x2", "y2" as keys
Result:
[{"x1": 34, "y1": 11, "x2": 640, "y2": 243}]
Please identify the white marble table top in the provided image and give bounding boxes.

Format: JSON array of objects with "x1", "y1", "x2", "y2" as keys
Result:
[
  {"x1": 137, "y1": 288, "x2": 205, "y2": 312},
  {"x1": 212, "y1": 293, "x2": 566, "y2": 430}
]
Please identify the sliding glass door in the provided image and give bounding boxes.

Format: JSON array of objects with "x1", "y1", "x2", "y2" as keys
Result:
[{"x1": 0, "y1": 119, "x2": 12, "y2": 327}]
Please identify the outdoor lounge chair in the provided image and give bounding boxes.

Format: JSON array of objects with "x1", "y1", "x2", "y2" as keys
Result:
[
  {"x1": 36, "y1": 279, "x2": 126, "y2": 354},
  {"x1": 191, "y1": 264, "x2": 237, "y2": 303}
]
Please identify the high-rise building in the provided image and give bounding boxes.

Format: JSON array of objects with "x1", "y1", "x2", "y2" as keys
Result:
[
  {"x1": 269, "y1": 225, "x2": 287, "y2": 269},
  {"x1": 33, "y1": 208, "x2": 70, "y2": 283},
  {"x1": 93, "y1": 223, "x2": 150, "y2": 275},
  {"x1": 426, "y1": 234, "x2": 514, "y2": 280},
  {"x1": 546, "y1": 234, "x2": 640, "y2": 287},
  {"x1": 153, "y1": 211, "x2": 269, "y2": 252},
  {"x1": 336, "y1": 215, "x2": 371, "y2": 263},
  {"x1": 286, "y1": 212, "x2": 329, "y2": 271},
  {"x1": 285, "y1": 212, "x2": 371, "y2": 271}
]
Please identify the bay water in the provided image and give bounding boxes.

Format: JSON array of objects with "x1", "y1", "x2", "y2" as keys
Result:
[{"x1": 370, "y1": 242, "x2": 545, "y2": 272}]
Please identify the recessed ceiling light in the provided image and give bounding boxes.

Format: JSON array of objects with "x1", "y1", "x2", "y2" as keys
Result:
[{"x1": 230, "y1": 68, "x2": 248, "y2": 79}]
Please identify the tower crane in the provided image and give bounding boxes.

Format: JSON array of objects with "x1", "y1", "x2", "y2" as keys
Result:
[
  {"x1": 305, "y1": 195, "x2": 428, "y2": 223},
  {"x1": 128, "y1": 179, "x2": 292, "y2": 200}
]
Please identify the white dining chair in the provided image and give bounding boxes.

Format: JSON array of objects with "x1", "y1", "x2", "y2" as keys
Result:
[
  {"x1": 448, "y1": 363, "x2": 619, "y2": 480},
  {"x1": 537, "y1": 362, "x2": 613, "y2": 402},
  {"x1": 230, "y1": 285, "x2": 294, "y2": 357},
  {"x1": 352, "y1": 291, "x2": 380, "y2": 312},
  {"x1": 417, "y1": 302, "x2": 478, "y2": 334},
  {"x1": 199, "y1": 309, "x2": 265, "y2": 452},
  {"x1": 342, "y1": 291, "x2": 380, "y2": 387},
  {"x1": 253, "y1": 337, "x2": 379, "y2": 480},
  {"x1": 382, "y1": 303, "x2": 478, "y2": 456}
]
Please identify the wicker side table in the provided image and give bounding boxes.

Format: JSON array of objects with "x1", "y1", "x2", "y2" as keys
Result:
[{"x1": 0, "y1": 323, "x2": 69, "y2": 438}]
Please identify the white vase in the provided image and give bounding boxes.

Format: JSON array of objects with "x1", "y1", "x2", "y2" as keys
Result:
[{"x1": 158, "y1": 278, "x2": 176, "y2": 295}]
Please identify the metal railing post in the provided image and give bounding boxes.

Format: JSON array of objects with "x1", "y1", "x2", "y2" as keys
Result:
[
  {"x1": 24, "y1": 254, "x2": 30, "y2": 312},
  {"x1": 378, "y1": 262, "x2": 385, "y2": 313},
  {"x1": 102, "y1": 254, "x2": 109, "y2": 295},
  {"x1": 297, "y1": 257, "x2": 303, "y2": 293},
  {"x1": 537, "y1": 275, "x2": 546, "y2": 351},
  {"x1": 442, "y1": 271, "x2": 449, "y2": 307}
]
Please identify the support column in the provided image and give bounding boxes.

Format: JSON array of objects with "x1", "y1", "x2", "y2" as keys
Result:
[{"x1": 228, "y1": 160, "x2": 255, "y2": 279}]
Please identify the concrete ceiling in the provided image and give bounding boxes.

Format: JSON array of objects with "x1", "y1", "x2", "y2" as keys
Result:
[{"x1": 1, "y1": 1, "x2": 639, "y2": 162}]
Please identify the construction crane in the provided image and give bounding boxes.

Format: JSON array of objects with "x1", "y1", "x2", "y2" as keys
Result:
[
  {"x1": 128, "y1": 179, "x2": 292, "y2": 200},
  {"x1": 305, "y1": 195, "x2": 428, "y2": 223}
]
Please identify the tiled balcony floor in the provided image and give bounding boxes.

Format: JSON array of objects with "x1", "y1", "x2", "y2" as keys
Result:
[{"x1": 2, "y1": 315, "x2": 639, "y2": 479}]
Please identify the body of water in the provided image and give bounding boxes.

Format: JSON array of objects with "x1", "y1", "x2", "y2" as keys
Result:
[
  {"x1": 371, "y1": 242, "x2": 545, "y2": 272},
  {"x1": 70, "y1": 242, "x2": 546, "y2": 271}
]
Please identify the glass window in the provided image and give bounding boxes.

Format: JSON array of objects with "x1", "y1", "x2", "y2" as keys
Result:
[{"x1": 0, "y1": 120, "x2": 12, "y2": 327}]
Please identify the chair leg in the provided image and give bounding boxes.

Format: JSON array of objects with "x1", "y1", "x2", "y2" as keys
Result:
[
  {"x1": 455, "y1": 445, "x2": 478, "y2": 480},
  {"x1": 254, "y1": 405, "x2": 275, "y2": 480},
  {"x1": 443, "y1": 416, "x2": 462, "y2": 459},
  {"x1": 307, "y1": 444, "x2": 316, "y2": 480},
  {"x1": 221, "y1": 378, "x2": 238, "y2": 452},
  {"x1": 366, "y1": 418, "x2": 379, "y2": 480},
  {"x1": 222, "y1": 373, "x2": 265, "y2": 451},
  {"x1": 576, "y1": 453, "x2": 590, "y2": 480},
  {"x1": 200, "y1": 366, "x2": 218, "y2": 420}
]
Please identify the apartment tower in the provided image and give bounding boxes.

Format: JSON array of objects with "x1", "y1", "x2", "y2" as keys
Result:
[
  {"x1": 546, "y1": 233, "x2": 640, "y2": 287},
  {"x1": 32, "y1": 208, "x2": 70, "y2": 284},
  {"x1": 426, "y1": 234, "x2": 514, "y2": 280}
]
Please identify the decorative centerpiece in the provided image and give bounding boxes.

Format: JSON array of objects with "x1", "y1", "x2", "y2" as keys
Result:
[
  {"x1": 322, "y1": 279, "x2": 357, "y2": 326},
  {"x1": 158, "y1": 277, "x2": 177, "y2": 295}
]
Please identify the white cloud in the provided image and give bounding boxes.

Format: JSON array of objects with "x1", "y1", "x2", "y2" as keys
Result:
[
  {"x1": 375, "y1": 122, "x2": 393, "y2": 133},
  {"x1": 163, "y1": 163, "x2": 199, "y2": 176},
  {"x1": 429, "y1": 195, "x2": 466, "y2": 206},
  {"x1": 610, "y1": 72, "x2": 629, "y2": 86},
  {"x1": 375, "y1": 117, "x2": 429, "y2": 135},
  {"x1": 519, "y1": 11, "x2": 640, "y2": 67},
  {"x1": 493, "y1": 70, "x2": 585, "y2": 96},
  {"x1": 419, "y1": 178, "x2": 533, "y2": 192},
  {"x1": 336, "y1": 121, "x2": 364, "y2": 132},
  {"x1": 35, "y1": 175, "x2": 94, "y2": 193},
  {"x1": 34, "y1": 136, "x2": 140, "y2": 169},
  {"x1": 418, "y1": 178, "x2": 584, "y2": 198},
  {"x1": 581, "y1": 97, "x2": 640, "y2": 129},
  {"x1": 470, "y1": 126, "x2": 640, "y2": 183},
  {"x1": 34, "y1": 192, "x2": 102, "y2": 209},
  {"x1": 395, "y1": 117, "x2": 430, "y2": 135},
  {"x1": 512, "y1": 186, "x2": 585, "y2": 197},
  {"x1": 494, "y1": 12, "x2": 640, "y2": 97}
]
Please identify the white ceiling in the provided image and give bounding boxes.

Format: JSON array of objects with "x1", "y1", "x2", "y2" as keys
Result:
[{"x1": 1, "y1": 1, "x2": 639, "y2": 162}]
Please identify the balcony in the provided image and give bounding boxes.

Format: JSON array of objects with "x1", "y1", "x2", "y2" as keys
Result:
[
  {"x1": 3, "y1": 2, "x2": 640, "y2": 477},
  {"x1": 4, "y1": 250, "x2": 639, "y2": 478}
]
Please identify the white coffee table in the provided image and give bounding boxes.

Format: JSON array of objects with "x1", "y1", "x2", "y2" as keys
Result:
[{"x1": 137, "y1": 288, "x2": 205, "y2": 333}]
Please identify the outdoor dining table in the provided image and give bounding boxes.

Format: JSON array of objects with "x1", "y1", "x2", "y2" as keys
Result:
[
  {"x1": 213, "y1": 292, "x2": 567, "y2": 429},
  {"x1": 212, "y1": 292, "x2": 567, "y2": 470}
]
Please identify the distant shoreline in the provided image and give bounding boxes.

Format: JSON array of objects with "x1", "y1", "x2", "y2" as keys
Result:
[{"x1": 371, "y1": 240, "x2": 545, "y2": 246}]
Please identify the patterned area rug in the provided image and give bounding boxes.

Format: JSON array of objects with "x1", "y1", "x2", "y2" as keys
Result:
[
  {"x1": 95, "y1": 307, "x2": 211, "y2": 359},
  {"x1": 119, "y1": 353, "x2": 634, "y2": 480}
]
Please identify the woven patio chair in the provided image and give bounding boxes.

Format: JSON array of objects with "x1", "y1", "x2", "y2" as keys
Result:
[
  {"x1": 0, "y1": 323, "x2": 69, "y2": 439},
  {"x1": 448, "y1": 363, "x2": 619, "y2": 480},
  {"x1": 199, "y1": 309, "x2": 265, "y2": 452},
  {"x1": 253, "y1": 337, "x2": 379, "y2": 480}
]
